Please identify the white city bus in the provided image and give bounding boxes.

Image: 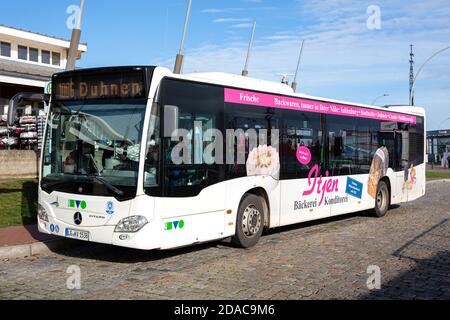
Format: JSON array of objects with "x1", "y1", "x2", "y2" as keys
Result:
[{"x1": 38, "y1": 66, "x2": 426, "y2": 249}]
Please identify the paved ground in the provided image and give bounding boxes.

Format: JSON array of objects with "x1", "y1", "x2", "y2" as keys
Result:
[
  {"x1": 0, "y1": 181, "x2": 449, "y2": 300},
  {"x1": 0, "y1": 225, "x2": 55, "y2": 247}
]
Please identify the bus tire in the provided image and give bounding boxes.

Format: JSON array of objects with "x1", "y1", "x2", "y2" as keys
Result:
[
  {"x1": 374, "y1": 180, "x2": 390, "y2": 218},
  {"x1": 231, "y1": 194, "x2": 265, "y2": 248}
]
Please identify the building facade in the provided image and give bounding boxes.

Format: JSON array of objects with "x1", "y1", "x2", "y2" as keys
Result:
[
  {"x1": 0, "y1": 25, "x2": 87, "y2": 150},
  {"x1": 0, "y1": 25, "x2": 87, "y2": 111},
  {"x1": 427, "y1": 129, "x2": 450, "y2": 165}
]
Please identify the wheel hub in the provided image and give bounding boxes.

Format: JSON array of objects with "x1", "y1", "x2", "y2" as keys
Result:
[
  {"x1": 377, "y1": 188, "x2": 388, "y2": 212},
  {"x1": 242, "y1": 204, "x2": 262, "y2": 238}
]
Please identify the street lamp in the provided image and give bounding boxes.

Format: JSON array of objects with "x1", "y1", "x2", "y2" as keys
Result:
[
  {"x1": 439, "y1": 118, "x2": 450, "y2": 127},
  {"x1": 66, "y1": 0, "x2": 85, "y2": 71},
  {"x1": 174, "y1": 0, "x2": 193, "y2": 74},
  {"x1": 371, "y1": 94, "x2": 389, "y2": 105},
  {"x1": 242, "y1": 21, "x2": 257, "y2": 77},
  {"x1": 409, "y1": 45, "x2": 450, "y2": 106}
]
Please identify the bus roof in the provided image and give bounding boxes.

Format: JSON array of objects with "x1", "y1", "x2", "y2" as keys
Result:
[
  {"x1": 52, "y1": 66, "x2": 425, "y2": 118},
  {"x1": 166, "y1": 68, "x2": 425, "y2": 118}
]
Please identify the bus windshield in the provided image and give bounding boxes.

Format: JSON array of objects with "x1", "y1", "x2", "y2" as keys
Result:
[{"x1": 41, "y1": 99, "x2": 147, "y2": 200}]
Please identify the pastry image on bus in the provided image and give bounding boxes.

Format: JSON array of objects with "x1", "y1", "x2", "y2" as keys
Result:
[
  {"x1": 368, "y1": 147, "x2": 389, "y2": 199},
  {"x1": 246, "y1": 145, "x2": 280, "y2": 180}
]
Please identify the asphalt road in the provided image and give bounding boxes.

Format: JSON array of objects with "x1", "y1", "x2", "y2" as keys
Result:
[{"x1": 0, "y1": 181, "x2": 449, "y2": 300}]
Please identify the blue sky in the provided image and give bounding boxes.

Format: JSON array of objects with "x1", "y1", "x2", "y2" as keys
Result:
[{"x1": 1, "y1": 0, "x2": 449, "y2": 130}]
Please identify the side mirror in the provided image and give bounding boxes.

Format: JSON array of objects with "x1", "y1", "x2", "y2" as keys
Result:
[
  {"x1": 164, "y1": 105, "x2": 179, "y2": 138},
  {"x1": 8, "y1": 93, "x2": 46, "y2": 126}
]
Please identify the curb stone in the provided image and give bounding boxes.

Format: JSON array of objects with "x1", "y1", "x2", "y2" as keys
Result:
[
  {"x1": 0, "y1": 238, "x2": 85, "y2": 260},
  {"x1": 426, "y1": 179, "x2": 450, "y2": 185},
  {"x1": 0, "y1": 244, "x2": 30, "y2": 260}
]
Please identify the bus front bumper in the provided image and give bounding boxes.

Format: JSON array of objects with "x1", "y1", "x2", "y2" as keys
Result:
[{"x1": 37, "y1": 216, "x2": 162, "y2": 251}]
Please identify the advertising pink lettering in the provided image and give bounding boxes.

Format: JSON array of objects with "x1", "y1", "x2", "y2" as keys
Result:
[
  {"x1": 302, "y1": 165, "x2": 339, "y2": 206},
  {"x1": 224, "y1": 88, "x2": 417, "y2": 124}
]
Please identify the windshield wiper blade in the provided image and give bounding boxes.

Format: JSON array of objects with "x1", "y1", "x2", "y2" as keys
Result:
[
  {"x1": 87, "y1": 155, "x2": 124, "y2": 196},
  {"x1": 91, "y1": 176, "x2": 124, "y2": 196},
  {"x1": 42, "y1": 180, "x2": 70, "y2": 189}
]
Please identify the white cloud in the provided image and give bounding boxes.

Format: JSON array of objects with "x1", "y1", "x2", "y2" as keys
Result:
[
  {"x1": 213, "y1": 18, "x2": 251, "y2": 23},
  {"x1": 230, "y1": 23, "x2": 254, "y2": 28},
  {"x1": 263, "y1": 35, "x2": 299, "y2": 41},
  {"x1": 201, "y1": 6, "x2": 274, "y2": 14},
  {"x1": 201, "y1": 8, "x2": 226, "y2": 14}
]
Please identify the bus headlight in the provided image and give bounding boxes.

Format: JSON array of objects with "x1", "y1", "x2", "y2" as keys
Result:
[
  {"x1": 38, "y1": 204, "x2": 49, "y2": 222},
  {"x1": 115, "y1": 216, "x2": 148, "y2": 233}
]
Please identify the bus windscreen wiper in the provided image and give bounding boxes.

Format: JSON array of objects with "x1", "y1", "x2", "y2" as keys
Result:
[
  {"x1": 42, "y1": 180, "x2": 70, "y2": 189},
  {"x1": 87, "y1": 154, "x2": 124, "y2": 196},
  {"x1": 91, "y1": 175, "x2": 124, "y2": 196}
]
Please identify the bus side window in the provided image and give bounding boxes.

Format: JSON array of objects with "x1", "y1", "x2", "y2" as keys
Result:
[
  {"x1": 378, "y1": 132, "x2": 396, "y2": 170},
  {"x1": 144, "y1": 103, "x2": 161, "y2": 189},
  {"x1": 408, "y1": 117, "x2": 425, "y2": 166},
  {"x1": 393, "y1": 132, "x2": 403, "y2": 171},
  {"x1": 280, "y1": 111, "x2": 323, "y2": 180},
  {"x1": 327, "y1": 117, "x2": 382, "y2": 176},
  {"x1": 157, "y1": 78, "x2": 224, "y2": 197},
  {"x1": 165, "y1": 113, "x2": 194, "y2": 165}
]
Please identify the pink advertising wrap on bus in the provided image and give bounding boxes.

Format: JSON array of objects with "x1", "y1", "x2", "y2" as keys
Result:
[{"x1": 224, "y1": 88, "x2": 417, "y2": 124}]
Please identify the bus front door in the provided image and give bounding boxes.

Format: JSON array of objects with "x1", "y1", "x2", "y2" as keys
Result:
[{"x1": 392, "y1": 131, "x2": 409, "y2": 204}]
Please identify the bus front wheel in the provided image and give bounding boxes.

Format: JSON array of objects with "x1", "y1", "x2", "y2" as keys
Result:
[
  {"x1": 231, "y1": 194, "x2": 265, "y2": 248},
  {"x1": 374, "y1": 180, "x2": 390, "y2": 218}
]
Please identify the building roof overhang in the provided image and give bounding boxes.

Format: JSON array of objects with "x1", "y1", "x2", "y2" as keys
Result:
[
  {"x1": 0, "y1": 59, "x2": 59, "y2": 83},
  {"x1": 0, "y1": 25, "x2": 87, "y2": 52}
]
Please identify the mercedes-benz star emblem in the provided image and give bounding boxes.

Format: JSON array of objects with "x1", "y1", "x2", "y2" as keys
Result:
[{"x1": 74, "y1": 212, "x2": 83, "y2": 225}]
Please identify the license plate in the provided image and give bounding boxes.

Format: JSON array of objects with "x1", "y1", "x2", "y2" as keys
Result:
[{"x1": 65, "y1": 228, "x2": 90, "y2": 242}]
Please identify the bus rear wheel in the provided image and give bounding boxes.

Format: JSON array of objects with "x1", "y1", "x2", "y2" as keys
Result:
[
  {"x1": 374, "y1": 180, "x2": 390, "y2": 218},
  {"x1": 231, "y1": 194, "x2": 265, "y2": 248}
]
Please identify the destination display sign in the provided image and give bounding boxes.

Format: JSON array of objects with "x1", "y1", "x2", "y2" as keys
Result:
[{"x1": 52, "y1": 69, "x2": 146, "y2": 101}]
